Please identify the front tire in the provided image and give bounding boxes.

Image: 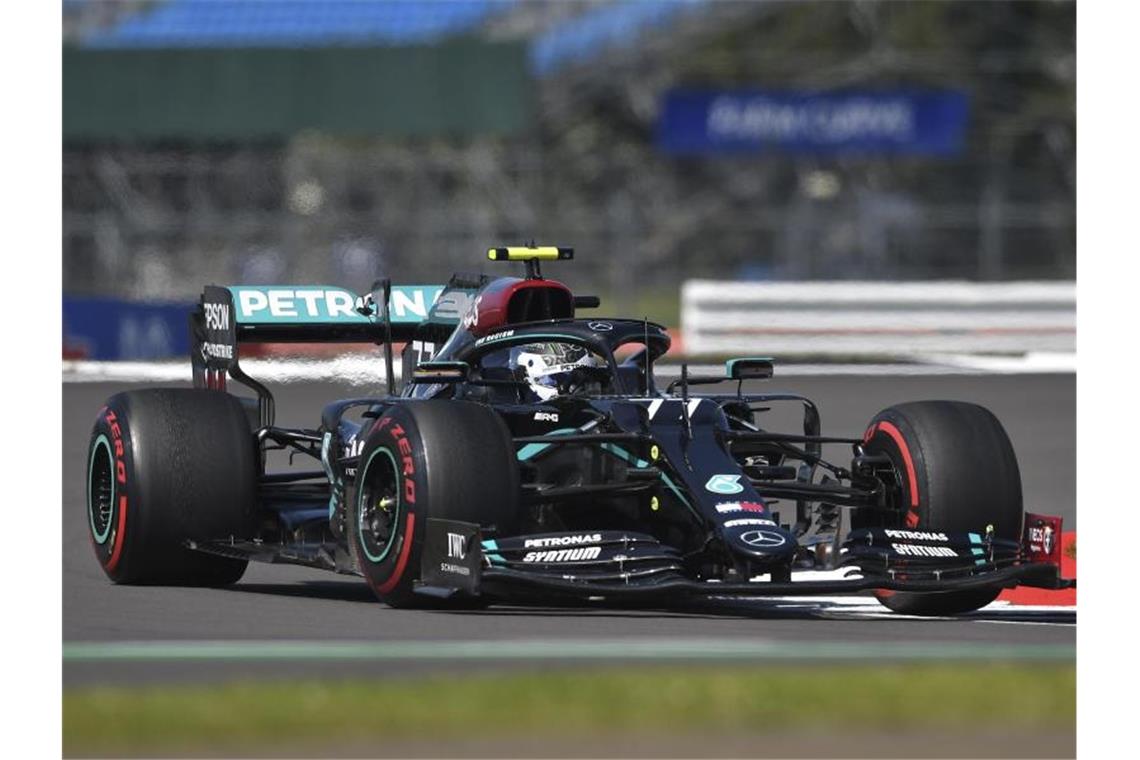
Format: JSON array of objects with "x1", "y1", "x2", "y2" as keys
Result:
[
  {"x1": 86, "y1": 389, "x2": 256, "y2": 585},
  {"x1": 861, "y1": 400, "x2": 1023, "y2": 616},
  {"x1": 350, "y1": 401, "x2": 519, "y2": 607}
]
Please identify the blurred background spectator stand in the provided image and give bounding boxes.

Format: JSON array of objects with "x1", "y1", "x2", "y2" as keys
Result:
[{"x1": 62, "y1": 0, "x2": 1074, "y2": 358}]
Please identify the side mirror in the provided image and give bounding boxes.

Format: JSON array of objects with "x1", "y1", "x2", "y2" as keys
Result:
[
  {"x1": 726, "y1": 357, "x2": 774, "y2": 381},
  {"x1": 410, "y1": 361, "x2": 470, "y2": 384}
]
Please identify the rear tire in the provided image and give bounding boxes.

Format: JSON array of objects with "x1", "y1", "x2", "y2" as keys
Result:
[
  {"x1": 861, "y1": 400, "x2": 1023, "y2": 616},
  {"x1": 350, "y1": 401, "x2": 519, "y2": 607},
  {"x1": 86, "y1": 389, "x2": 256, "y2": 585}
]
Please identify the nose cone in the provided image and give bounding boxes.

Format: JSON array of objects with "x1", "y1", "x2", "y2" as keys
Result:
[{"x1": 724, "y1": 522, "x2": 798, "y2": 564}]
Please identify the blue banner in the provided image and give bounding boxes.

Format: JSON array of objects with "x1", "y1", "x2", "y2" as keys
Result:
[
  {"x1": 656, "y1": 89, "x2": 969, "y2": 156},
  {"x1": 63, "y1": 296, "x2": 193, "y2": 360}
]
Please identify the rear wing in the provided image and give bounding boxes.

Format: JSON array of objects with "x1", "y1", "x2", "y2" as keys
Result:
[
  {"x1": 203, "y1": 282, "x2": 444, "y2": 337},
  {"x1": 190, "y1": 283, "x2": 448, "y2": 423}
]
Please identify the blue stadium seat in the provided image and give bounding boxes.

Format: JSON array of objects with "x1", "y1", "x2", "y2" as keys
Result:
[
  {"x1": 82, "y1": 0, "x2": 516, "y2": 48},
  {"x1": 531, "y1": 0, "x2": 707, "y2": 76},
  {"x1": 79, "y1": 0, "x2": 711, "y2": 80}
]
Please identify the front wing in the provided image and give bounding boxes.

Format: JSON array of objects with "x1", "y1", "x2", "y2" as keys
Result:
[{"x1": 415, "y1": 513, "x2": 1075, "y2": 603}]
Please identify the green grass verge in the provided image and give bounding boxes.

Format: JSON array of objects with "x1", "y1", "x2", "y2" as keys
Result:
[{"x1": 64, "y1": 663, "x2": 1074, "y2": 756}]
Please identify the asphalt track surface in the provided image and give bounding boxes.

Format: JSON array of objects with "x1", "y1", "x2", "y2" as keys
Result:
[{"x1": 63, "y1": 374, "x2": 1076, "y2": 686}]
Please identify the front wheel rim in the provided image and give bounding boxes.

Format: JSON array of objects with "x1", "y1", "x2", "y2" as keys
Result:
[
  {"x1": 87, "y1": 435, "x2": 115, "y2": 545},
  {"x1": 357, "y1": 447, "x2": 401, "y2": 563}
]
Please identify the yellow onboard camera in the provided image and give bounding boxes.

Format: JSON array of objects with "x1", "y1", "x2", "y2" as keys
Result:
[
  {"x1": 487, "y1": 246, "x2": 574, "y2": 262},
  {"x1": 487, "y1": 246, "x2": 573, "y2": 279}
]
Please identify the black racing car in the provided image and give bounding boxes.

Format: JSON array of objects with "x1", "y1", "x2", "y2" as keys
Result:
[{"x1": 84, "y1": 246, "x2": 1073, "y2": 615}]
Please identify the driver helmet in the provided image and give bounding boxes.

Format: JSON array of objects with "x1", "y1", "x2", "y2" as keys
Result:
[{"x1": 511, "y1": 342, "x2": 601, "y2": 401}]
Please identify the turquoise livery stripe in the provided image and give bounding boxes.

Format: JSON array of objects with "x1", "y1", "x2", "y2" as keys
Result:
[{"x1": 227, "y1": 285, "x2": 444, "y2": 325}]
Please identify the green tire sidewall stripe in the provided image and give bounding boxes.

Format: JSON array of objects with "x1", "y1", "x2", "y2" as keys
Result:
[
  {"x1": 357, "y1": 446, "x2": 402, "y2": 564},
  {"x1": 87, "y1": 434, "x2": 114, "y2": 545}
]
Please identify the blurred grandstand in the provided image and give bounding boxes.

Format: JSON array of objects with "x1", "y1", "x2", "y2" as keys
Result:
[{"x1": 63, "y1": 0, "x2": 1075, "y2": 306}]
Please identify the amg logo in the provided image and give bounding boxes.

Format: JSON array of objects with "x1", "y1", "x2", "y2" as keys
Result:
[
  {"x1": 524, "y1": 533, "x2": 601, "y2": 548},
  {"x1": 523, "y1": 547, "x2": 602, "y2": 563},
  {"x1": 892, "y1": 543, "x2": 958, "y2": 557},
  {"x1": 533, "y1": 412, "x2": 559, "y2": 423},
  {"x1": 884, "y1": 529, "x2": 948, "y2": 542},
  {"x1": 204, "y1": 303, "x2": 230, "y2": 331},
  {"x1": 447, "y1": 532, "x2": 467, "y2": 560}
]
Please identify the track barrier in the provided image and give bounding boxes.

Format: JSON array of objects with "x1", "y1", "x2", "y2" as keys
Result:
[{"x1": 681, "y1": 280, "x2": 1075, "y2": 357}]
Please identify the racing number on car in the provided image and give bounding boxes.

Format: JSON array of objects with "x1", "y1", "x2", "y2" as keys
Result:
[{"x1": 410, "y1": 341, "x2": 436, "y2": 367}]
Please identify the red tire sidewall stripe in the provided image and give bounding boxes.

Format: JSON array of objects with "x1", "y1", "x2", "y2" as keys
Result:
[
  {"x1": 94, "y1": 406, "x2": 131, "y2": 575},
  {"x1": 872, "y1": 419, "x2": 921, "y2": 600},
  {"x1": 874, "y1": 421, "x2": 920, "y2": 510},
  {"x1": 375, "y1": 513, "x2": 416, "y2": 595},
  {"x1": 105, "y1": 494, "x2": 129, "y2": 572}
]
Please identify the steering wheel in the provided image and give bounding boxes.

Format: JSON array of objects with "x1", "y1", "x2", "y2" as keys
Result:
[{"x1": 561, "y1": 365, "x2": 612, "y2": 396}]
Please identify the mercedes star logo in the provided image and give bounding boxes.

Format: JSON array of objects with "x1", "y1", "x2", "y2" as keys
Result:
[{"x1": 739, "y1": 529, "x2": 787, "y2": 549}]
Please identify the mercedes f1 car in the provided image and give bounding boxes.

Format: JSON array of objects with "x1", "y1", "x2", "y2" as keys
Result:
[{"x1": 85, "y1": 246, "x2": 1074, "y2": 615}]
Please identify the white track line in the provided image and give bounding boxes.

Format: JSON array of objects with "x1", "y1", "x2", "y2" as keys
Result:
[{"x1": 63, "y1": 636, "x2": 1074, "y2": 662}]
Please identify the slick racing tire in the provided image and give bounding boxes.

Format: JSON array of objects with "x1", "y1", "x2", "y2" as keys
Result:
[
  {"x1": 86, "y1": 389, "x2": 256, "y2": 585},
  {"x1": 861, "y1": 401, "x2": 1023, "y2": 616},
  {"x1": 350, "y1": 401, "x2": 520, "y2": 608}
]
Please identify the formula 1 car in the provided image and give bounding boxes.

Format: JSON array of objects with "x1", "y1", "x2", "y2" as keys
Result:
[{"x1": 85, "y1": 246, "x2": 1074, "y2": 615}]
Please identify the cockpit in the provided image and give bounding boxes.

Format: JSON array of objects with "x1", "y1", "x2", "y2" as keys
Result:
[{"x1": 477, "y1": 340, "x2": 615, "y2": 402}]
